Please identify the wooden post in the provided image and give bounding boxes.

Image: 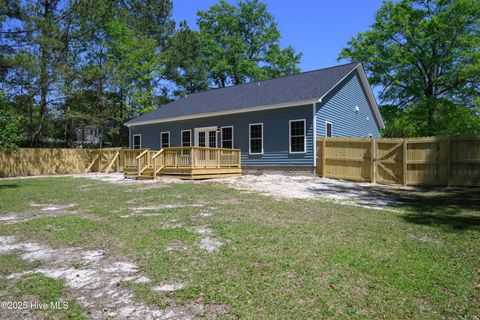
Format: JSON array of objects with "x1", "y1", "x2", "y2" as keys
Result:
[
  {"x1": 116, "y1": 150, "x2": 120, "y2": 172},
  {"x1": 153, "y1": 156, "x2": 157, "y2": 179},
  {"x1": 137, "y1": 153, "x2": 141, "y2": 177},
  {"x1": 371, "y1": 138, "x2": 376, "y2": 183},
  {"x1": 190, "y1": 148, "x2": 193, "y2": 167},
  {"x1": 322, "y1": 139, "x2": 326, "y2": 178},
  {"x1": 217, "y1": 149, "x2": 220, "y2": 168},
  {"x1": 445, "y1": 136, "x2": 451, "y2": 186},
  {"x1": 402, "y1": 138, "x2": 408, "y2": 186}
]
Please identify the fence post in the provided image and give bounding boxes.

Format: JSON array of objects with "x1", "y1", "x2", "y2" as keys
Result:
[
  {"x1": 445, "y1": 136, "x2": 451, "y2": 186},
  {"x1": 322, "y1": 138, "x2": 326, "y2": 178},
  {"x1": 371, "y1": 139, "x2": 376, "y2": 183},
  {"x1": 402, "y1": 138, "x2": 408, "y2": 186}
]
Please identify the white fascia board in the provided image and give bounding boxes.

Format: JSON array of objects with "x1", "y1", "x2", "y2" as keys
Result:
[{"x1": 355, "y1": 64, "x2": 385, "y2": 129}]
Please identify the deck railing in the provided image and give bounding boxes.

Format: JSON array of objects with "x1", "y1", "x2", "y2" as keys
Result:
[
  {"x1": 123, "y1": 149, "x2": 152, "y2": 168},
  {"x1": 152, "y1": 146, "x2": 241, "y2": 170}
]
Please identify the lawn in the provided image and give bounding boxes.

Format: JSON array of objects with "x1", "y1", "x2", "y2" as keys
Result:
[{"x1": 0, "y1": 176, "x2": 478, "y2": 319}]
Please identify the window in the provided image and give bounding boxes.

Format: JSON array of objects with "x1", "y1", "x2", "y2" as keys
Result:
[
  {"x1": 289, "y1": 119, "x2": 306, "y2": 153},
  {"x1": 198, "y1": 131, "x2": 206, "y2": 147},
  {"x1": 325, "y1": 121, "x2": 333, "y2": 138},
  {"x1": 181, "y1": 130, "x2": 191, "y2": 147},
  {"x1": 161, "y1": 132, "x2": 170, "y2": 148},
  {"x1": 133, "y1": 134, "x2": 141, "y2": 149},
  {"x1": 221, "y1": 126, "x2": 234, "y2": 149},
  {"x1": 249, "y1": 123, "x2": 263, "y2": 154},
  {"x1": 208, "y1": 131, "x2": 217, "y2": 148}
]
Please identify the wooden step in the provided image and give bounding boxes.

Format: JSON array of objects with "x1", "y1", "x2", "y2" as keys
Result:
[{"x1": 136, "y1": 175, "x2": 154, "y2": 180}]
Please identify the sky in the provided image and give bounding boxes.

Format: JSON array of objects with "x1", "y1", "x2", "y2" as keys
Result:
[{"x1": 171, "y1": 0, "x2": 385, "y2": 72}]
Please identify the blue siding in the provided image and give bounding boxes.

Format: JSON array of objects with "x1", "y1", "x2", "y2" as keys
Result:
[
  {"x1": 130, "y1": 104, "x2": 314, "y2": 167},
  {"x1": 316, "y1": 71, "x2": 381, "y2": 138}
]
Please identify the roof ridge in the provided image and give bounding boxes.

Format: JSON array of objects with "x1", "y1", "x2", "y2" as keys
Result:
[{"x1": 181, "y1": 61, "x2": 359, "y2": 99}]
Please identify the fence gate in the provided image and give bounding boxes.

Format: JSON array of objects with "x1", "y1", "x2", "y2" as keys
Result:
[{"x1": 375, "y1": 139, "x2": 405, "y2": 185}]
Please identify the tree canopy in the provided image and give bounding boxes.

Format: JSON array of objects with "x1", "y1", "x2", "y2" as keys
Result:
[
  {"x1": 197, "y1": 0, "x2": 302, "y2": 88},
  {"x1": 0, "y1": 0, "x2": 301, "y2": 148},
  {"x1": 339, "y1": 0, "x2": 480, "y2": 137}
]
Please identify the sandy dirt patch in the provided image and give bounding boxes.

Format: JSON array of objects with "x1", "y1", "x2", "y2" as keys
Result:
[
  {"x1": 0, "y1": 235, "x2": 226, "y2": 319},
  {"x1": 191, "y1": 226, "x2": 223, "y2": 253},
  {"x1": 74, "y1": 172, "x2": 183, "y2": 186},
  {"x1": 0, "y1": 203, "x2": 78, "y2": 226},
  {"x1": 153, "y1": 282, "x2": 187, "y2": 292},
  {"x1": 211, "y1": 174, "x2": 405, "y2": 211},
  {"x1": 199, "y1": 237, "x2": 223, "y2": 253}
]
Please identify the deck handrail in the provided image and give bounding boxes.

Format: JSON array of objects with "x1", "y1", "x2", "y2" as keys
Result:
[
  {"x1": 135, "y1": 149, "x2": 149, "y2": 160},
  {"x1": 152, "y1": 149, "x2": 165, "y2": 179},
  {"x1": 152, "y1": 149, "x2": 164, "y2": 159}
]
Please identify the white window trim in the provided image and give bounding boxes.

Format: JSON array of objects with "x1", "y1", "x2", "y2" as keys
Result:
[
  {"x1": 249, "y1": 123, "x2": 263, "y2": 155},
  {"x1": 160, "y1": 131, "x2": 170, "y2": 148},
  {"x1": 220, "y1": 126, "x2": 234, "y2": 149},
  {"x1": 181, "y1": 129, "x2": 192, "y2": 147},
  {"x1": 289, "y1": 119, "x2": 307, "y2": 154},
  {"x1": 133, "y1": 134, "x2": 142, "y2": 149},
  {"x1": 325, "y1": 121, "x2": 333, "y2": 138}
]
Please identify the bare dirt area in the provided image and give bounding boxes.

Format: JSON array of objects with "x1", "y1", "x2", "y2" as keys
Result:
[
  {"x1": 210, "y1": 173, "x2": 407, "y2": 211},
  {"x1": 0, "y1": 203, "x2": 78, "y2": 226},
  {"x1": 74, "y1": 172, "x2": 184, "y2": 187},
  {"x1": 0, "y1": 235, "x2": 227, "y2": 319}
]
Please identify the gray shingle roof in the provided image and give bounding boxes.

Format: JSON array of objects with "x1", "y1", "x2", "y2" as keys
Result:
[{"x1": 126, "y1": 62, "x2": 362, "y2": 126}]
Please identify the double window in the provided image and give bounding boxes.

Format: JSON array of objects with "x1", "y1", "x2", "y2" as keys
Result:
[
  {"x1": 221, "y1": 126, "x2": 234, "y2": 149},
  {"x1": 249, "y1": 123, "x2": 263, "y2": 154},
  {"x1": 289, "y1": 119, "x2": 306, "y2": 153},
  {"x1": 161, "y1": 132, "x2": 170, "y2": 148},
  {"x1": 132, "y1": 134, "x2": 141, "y2": 149}
]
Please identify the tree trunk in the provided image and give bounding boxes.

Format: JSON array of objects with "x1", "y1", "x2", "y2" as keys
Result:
[{"x1": 32, "y1": 0, "x2": 51, "y2": 147}]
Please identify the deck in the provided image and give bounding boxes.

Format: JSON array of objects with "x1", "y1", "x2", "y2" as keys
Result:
[{"x1": 122, "y1": 147, "x2": 242, "y2": 180}]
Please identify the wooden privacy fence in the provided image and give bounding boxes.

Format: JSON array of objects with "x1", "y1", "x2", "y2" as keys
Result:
[
  {"x1": 85, "y1": 148, "x2": 123, "y2": 173},
  {"x1": 0, "y1": 148, "x2": 94, "y2": 177},
  {"x1": 316, "y1": 135, "x2": 480, "y2": 186}
]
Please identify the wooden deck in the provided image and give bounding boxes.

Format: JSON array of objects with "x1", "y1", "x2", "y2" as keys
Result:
[{"x1": 122, "y1": 147, "x2": 242, "y2": 180}]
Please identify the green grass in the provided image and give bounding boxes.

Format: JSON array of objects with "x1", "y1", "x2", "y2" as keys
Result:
[
  {"x1": 0, "y1": 177, "x2": 479, "y2": 319},
  {"x1": 2, "y1": 273, "x2": 85, "y2": 319},
  {"x1": 0, "y1": 254, "x2": 40, "y2": 275}
]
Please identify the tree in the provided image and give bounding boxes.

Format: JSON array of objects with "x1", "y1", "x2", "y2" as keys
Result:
[
  {"x1": 1, "y1": 0, "x2": 175, "y2": 147},
  {"x1": 0, "y1": 91, "x2": 21, "y2": 150},
  {"x1": 164, "y1": 21, "x2": 209, "y2": 97},
  {"x1": 1, "y1": 0, "x2": 76, "y2": 146},
  {"x1": 197, "y1": 0, "x2": 302, "y2": 87},
  {"x1": 339, "y1": 0, "x2": 480, "y2": 137}
]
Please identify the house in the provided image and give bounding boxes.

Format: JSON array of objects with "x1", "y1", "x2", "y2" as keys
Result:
[
  {"x1": 75, "y1": 125, "x2": 100, "y2": 148},
  {"x1": 125, "y1": 62, "x2": 384, "y2": 172}
]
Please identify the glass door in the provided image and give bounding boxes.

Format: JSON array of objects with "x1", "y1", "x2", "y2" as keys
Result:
[{"x1": 195, "y1": 127, "x2": 218, "y2": 167}]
